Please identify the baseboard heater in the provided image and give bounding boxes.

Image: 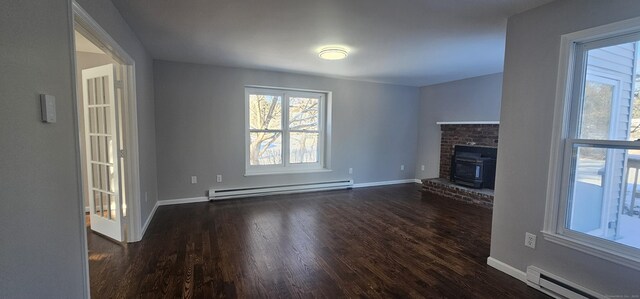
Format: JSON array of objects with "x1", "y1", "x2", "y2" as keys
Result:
[
  {"x1": 208, "y1": 179, "x2": 354, "y2": 201},
  {"x1": 526, "y1": 266, "x2": 603, "y2": 299}
]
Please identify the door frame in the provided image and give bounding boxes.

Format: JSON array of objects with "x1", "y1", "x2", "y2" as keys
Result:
[{"x1": 72, "y1": 2, "x2": 142, "y2": 243}]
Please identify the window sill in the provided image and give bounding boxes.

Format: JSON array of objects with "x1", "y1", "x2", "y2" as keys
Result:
[
  {"x1": 542, "y1": 230, "x2": 640, "y2": 271},
  {"x1": 244, "y1": 168, "x2": 332, "y2": 177}
]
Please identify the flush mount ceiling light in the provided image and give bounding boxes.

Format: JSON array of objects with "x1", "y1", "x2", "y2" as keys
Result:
[{"x1": 318, "y1": 47, "x2": 348, "y2": 60}]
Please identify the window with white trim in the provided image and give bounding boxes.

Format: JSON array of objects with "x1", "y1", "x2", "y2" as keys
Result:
[
  {"x1": 547, "y1": 27, "x2": 640, "y2": 267},
  {"x1": 245, "y1": 87, "x2": 328, "y2": 175}
]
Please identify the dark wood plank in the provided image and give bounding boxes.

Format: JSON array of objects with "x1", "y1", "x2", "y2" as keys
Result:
[{"x1": 87, "y1": 184, "x2": 549, "y2": 298}]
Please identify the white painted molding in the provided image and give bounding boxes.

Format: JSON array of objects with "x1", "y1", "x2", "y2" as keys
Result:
[
  {"x1": 352, "y1": 179, "x2": 420, "y2": 188},
  {"x1": 156, "y1": 179, "x2": 421, "y2": 207},
  {"x1": 158, "y1": 196, "x2": 209, "y2": 206},
  {"x1": 244, "y1": 168, "x2": 333, "y2": 176},
  {"x1": 153, "y1": 179, "x2": 420, "y2": 215},
  {"x1": 487, "y1": 257, "x2": 527, "y2": 283},
  {"x1": 140, "y1": 200, "x2": 159, "y2": 240},
  {"x1": 72, "y1": 2, "x2": 135, "y2": 64},
  {"x1": 542, "y1": 231, "x2": 640, "y2": 271},
  {"x1": 436, "y1": 121, "x2": 500, "y2": 125}
]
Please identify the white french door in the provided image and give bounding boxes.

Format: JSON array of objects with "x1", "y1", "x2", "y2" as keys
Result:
[{"x1": 82, "y1": 64, "x2": 124, "y2": 242}]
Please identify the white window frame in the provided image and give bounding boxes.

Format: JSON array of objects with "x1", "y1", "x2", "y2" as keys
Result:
[
  {"x1": 544, "y1": 16, "x2": 640, "y2": 270},
  {"x1": 244, "y1": 86, "x2": 331, "y2": 176}
]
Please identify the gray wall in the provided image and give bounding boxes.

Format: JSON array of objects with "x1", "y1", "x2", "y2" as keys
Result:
[
  {"x1": 0, "y1": 0, "x2": 87, "y2": 298},
  {"x1": 0, "y1": 0, "x2": 157, "y2": 296},
  {"x1": 75, "y1": 0, "x2": 158, "y2": 229},
  {"x1": 491, "y1": 0, "x2": 640, "y2": 295},
  {"x1": 154, "y1": 61, "x2": 420, "y2": 200},
  {"x1": 416, "y1": 73, "x2": 502, "y2": 179}
]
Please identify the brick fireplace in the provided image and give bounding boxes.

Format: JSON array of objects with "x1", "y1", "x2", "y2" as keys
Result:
[
  {"x1": 423, "y1": 122, "x2": 499, "y2": 208},
  {"x1": 439, "y1": 124, "x2": 499, "y2": 180}
]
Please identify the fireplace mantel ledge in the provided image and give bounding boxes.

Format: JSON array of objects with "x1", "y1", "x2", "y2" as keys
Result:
[{"x1": 436, "y1": 121, "x2": 500, "y2": 125}]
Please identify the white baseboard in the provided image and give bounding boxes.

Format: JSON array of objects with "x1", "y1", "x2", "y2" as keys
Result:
[
  {"x1": 487, "y1": 257, "x2": 527, "y2": 283},
  {"x1": 140, "y1": 200, "x2": 159, "y2": 238},
  {"x1": 352, "y1": 179, "x2": 420, "y2": 188},
  {"x1": 158, "y1": 196, "x2": 209, "y2": 206},
  {"x1": 156, "y1": 179, "x2": 421, "y2": 207}
]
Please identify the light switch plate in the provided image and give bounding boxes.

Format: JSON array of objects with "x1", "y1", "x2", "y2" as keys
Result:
[{"x1": 40, "y1": 94, "x2": 56, "y2": 123}]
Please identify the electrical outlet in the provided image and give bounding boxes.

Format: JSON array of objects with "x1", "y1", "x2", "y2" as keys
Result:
[
  {"x1": 421, "y1": 165, "x2": 425, "y2": 171},
  {"x1": 348, "y1": 168, "x2": 353, "y2": 174},
  {"x1": 191, "y1": 176, "x2": 197, "y2": 184},
  {"x1": 216, "y1": 174, "x2": 222, "y2": 183},
  {"x1": 400, "y1": 165, "x2": 405, "y2": 171},
  {"x1": 525, "y1": 232, "x2": 537, "y2": 249}
]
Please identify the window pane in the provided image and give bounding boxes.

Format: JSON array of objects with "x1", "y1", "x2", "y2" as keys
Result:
[
  {"x1": 249, "y1": 132, "x2": 282, "y2": 165},
  {"x1": 93, "y1": 191, "x2": 101, "y2": 215},
  {"x1": 632, "y1": 51, "x2": 640, "y2": 143},
  {"x1": 577, "y1": 41, "x2": 640, "y2": 141},
  {"x1": 568, "y1": 145, "x2": 640, "y2": 250},
  {"x1": 249, "y1": 94, "x2": 282, "y2": 130},
  {"x1": 289, "y1": 97, "x2": 319, "y2": 131},
  {"x1": 579, "y1": 81, "x2": 613, "y2": 139},
  {"x1": 289, "y1": 132, "x2": 318, "y2": 163}
]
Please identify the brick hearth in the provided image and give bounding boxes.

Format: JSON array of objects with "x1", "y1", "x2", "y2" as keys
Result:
[{"x1": 422, "y1": 178, "x2": 494, "y2": 208}]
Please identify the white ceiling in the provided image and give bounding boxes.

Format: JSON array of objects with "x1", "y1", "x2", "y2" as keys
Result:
[{"x1": 111, "y1": 0, "x2": 553, "y2": 86}]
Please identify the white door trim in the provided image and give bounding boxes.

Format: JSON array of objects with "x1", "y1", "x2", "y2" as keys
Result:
[
  {"x1": 65, "y1": 1, "x2": 89, "y2": 298},
  {"x1": 72, "y1": 2, "x2": 143, "y2": 242}
]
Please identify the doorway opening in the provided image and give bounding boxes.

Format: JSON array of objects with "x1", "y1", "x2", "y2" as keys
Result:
[
  {"x1": 73, "y1": 2, "x2": 141, "y2": 244},
  {"x1": 75, "y1": 31, "x2": 126, "y2": 241}
]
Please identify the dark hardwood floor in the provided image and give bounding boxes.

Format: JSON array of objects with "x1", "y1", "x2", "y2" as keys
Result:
[{"x1": 87, "y1": 183, "x2": 548, "y2": 298}]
